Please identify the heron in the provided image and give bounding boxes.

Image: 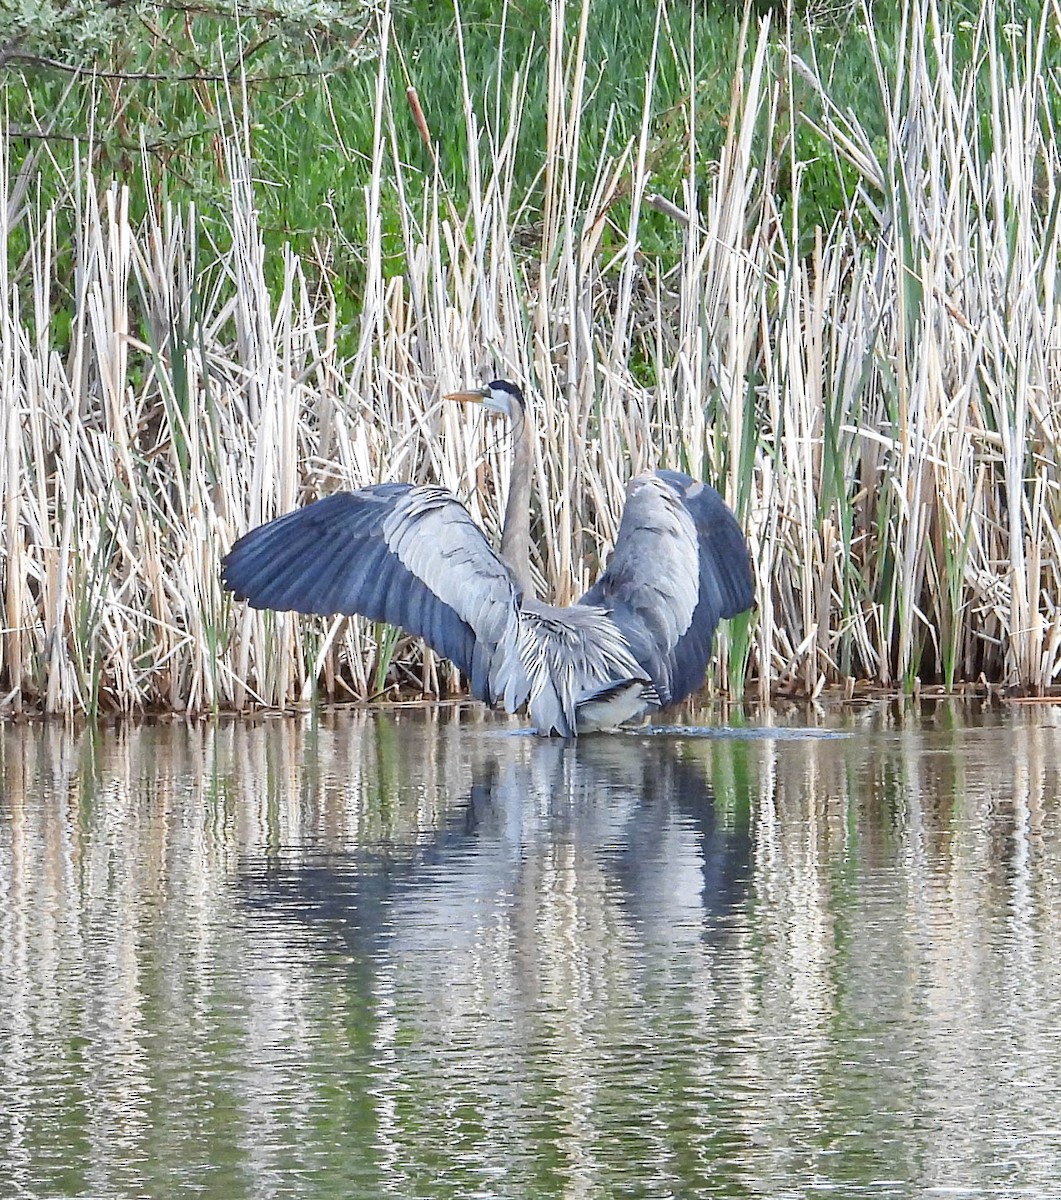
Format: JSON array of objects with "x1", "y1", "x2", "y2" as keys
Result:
[{"x1": 222, "y1": 380, "x2": 754, "y2": 736}]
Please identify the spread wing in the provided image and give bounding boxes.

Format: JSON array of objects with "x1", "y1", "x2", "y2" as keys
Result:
[
  {"x1": 579, "y1": 470, "x2": 753, "y2": 706},
  {"x1": 222, "y1": 484, "x2": 518, "y2": 703}
]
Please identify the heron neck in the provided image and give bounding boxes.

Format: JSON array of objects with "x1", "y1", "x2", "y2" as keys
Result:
[{"x1": 500, "y1": 405, "x2": 536, "y2": 599}]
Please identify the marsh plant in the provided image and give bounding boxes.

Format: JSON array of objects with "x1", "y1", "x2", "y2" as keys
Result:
[{"x1": 1, "y1": 0, "x2": 1060, "y2": 716}]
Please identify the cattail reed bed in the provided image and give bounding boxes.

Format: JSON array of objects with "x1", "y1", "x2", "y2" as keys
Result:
[{"x1": 2, "y1": 0, "x2": 1061, "y2": 718}]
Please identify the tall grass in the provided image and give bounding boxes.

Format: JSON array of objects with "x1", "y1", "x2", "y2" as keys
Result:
[{"x1": 2, "y1": 0, "x2": 1060, "y2": 717}]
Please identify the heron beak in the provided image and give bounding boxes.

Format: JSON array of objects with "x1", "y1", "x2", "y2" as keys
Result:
[{"x1": 444, "y1": 388, "x2": 489, "y2": 405}]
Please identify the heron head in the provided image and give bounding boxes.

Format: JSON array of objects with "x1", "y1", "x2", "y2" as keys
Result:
[{"x1": 444, "y1": 379, "x2": 526, "y2": 421}]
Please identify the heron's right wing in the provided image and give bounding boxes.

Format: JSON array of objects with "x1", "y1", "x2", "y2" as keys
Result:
[
  {"x1": 222, "y1": 485, "x2": 518, "y2": 703},
  {"x1": 579, "y1": 471, "x2": 753, "y2": 706}
]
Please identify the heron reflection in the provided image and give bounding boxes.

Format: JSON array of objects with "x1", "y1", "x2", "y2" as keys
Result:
[{"x1": 239, "y1": 733, "x2": 753, "y2": 956}]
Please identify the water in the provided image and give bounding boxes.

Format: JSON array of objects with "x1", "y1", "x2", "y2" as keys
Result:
[{"x1": 2, "y1": 701, "x2": 1061, "y2": 1199}]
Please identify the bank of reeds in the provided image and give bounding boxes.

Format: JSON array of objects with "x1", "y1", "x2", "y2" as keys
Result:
[{"x1": 2, "y1": 0, "x2": 1060, "y2": 717}]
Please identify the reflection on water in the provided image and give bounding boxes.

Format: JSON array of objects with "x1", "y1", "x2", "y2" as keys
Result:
[{"x1": 2, "y1": 703, "x2": 1061, "y2": 1198}]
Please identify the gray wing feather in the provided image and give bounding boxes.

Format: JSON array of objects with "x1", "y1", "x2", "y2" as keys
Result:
[
  {"x1": 222, "y1": 485, "x2": 517, "y2": 703},
  {"x1": 579, "y1": 470, "x2": 753, "y2": 705}
]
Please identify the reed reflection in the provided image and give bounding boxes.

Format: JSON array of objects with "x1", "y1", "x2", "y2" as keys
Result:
[{"x1": 1, "y1": 705, "x2": 1061, "y2": 1198}]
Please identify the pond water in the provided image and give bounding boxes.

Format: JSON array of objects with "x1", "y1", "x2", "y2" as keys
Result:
[{"x1": 2, "y1": 702, "x2": 1061, "y2": 1199}]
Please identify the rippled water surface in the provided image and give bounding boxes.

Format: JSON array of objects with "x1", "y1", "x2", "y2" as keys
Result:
[{"x1": 3, "y1": 702, "x2": 1061, "y2": 1198}]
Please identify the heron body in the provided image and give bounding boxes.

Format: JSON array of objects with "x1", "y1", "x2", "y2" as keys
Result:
[{"x1": 222, "y1": 381, "x2": 754, "y2": 736}]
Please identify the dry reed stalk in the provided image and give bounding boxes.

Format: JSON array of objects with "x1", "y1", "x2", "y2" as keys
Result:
[{"x1": 2, "y1": 0, "x2": 1060, "y2": 717}]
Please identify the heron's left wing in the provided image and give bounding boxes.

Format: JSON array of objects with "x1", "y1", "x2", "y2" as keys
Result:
[
  {"x1": 222, "y1": 484, "x2": 518, "y2": 703},
  {"x1": 579, "y1": 470, "x2": 753, "y2": 706}
]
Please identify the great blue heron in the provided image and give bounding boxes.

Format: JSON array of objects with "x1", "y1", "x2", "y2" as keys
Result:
[{"x1": 222, "y1": 380, "x2": 754, "y2": 735}]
